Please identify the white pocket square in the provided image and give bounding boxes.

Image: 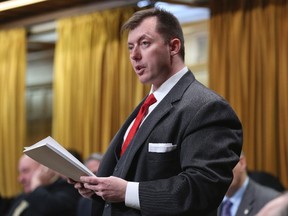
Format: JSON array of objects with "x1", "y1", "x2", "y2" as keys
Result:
[{"x1": 148, "y1": 143, "x2": 177, "y2": 153}]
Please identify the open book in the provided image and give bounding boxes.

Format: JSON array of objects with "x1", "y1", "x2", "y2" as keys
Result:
[{"x1": 23, "y1": 136, "x2": 95, "y2": 181}]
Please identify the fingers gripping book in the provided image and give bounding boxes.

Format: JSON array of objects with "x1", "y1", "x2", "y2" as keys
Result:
[{"x1": 24, "y1": 136, "x2": 95, "y2": 181}]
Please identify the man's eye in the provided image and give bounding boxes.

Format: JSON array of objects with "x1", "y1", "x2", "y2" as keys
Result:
[
  {"x1": 141, "y1": 41, "x2": 150, "y2": 47},
  {"x1": 128, "y1": 45, "x2": 133, "y2": 51}
]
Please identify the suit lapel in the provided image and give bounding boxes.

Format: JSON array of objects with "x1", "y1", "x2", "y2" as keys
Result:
[
  {"x1": 118, "y1": 71, "x2": 195, "y2": 178},
  {"x1": 236, "y1": 180, "x2": 255, "y2": 216}
]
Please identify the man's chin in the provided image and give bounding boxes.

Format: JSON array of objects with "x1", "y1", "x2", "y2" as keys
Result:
[
  {"x1": 137, "y1": 74, "x2": 152, "y2": 83},
  {"x1": 137, "y1": 77, "x2": 149, "y2": 84}
]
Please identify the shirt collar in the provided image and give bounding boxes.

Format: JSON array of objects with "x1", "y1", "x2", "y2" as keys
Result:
[
  {"x1": 150, "y1": 66, "x2": 188, "y2": 102},
  {"x1": 223, "y1": 177, "x2": 249, "y2": 216}
]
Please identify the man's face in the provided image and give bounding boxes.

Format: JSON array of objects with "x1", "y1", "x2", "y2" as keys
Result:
[
  {"x1": 18, "y1": 155, "x2": 39, "y2": 193},
  {"x1": 226, "y1": 155, "x2": 247, "y2": 196},
  {"x1": 86, "y1": 159, "x2": 100, "y2": 174},
  {"x1": 127, "y1": 17, "x2": 173, "y2": 90}
]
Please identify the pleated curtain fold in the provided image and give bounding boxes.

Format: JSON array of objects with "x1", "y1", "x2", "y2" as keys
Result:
[
  {"x1": 209, "y1": 0, "x2": 288, "y2": 188},
  {"x1": 0, "y1": 28, "x2": 26, "y2": 196}
]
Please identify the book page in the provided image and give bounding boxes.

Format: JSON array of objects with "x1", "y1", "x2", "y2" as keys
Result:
[{"x1": 24, "y1": 136, "x2": 95, "y2": 181}]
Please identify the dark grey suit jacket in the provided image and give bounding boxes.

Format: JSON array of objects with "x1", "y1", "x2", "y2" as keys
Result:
[
  {"x1": 92, "y1": 71, "x2": 243, "y2": 216},
  {"x1": 235, "y1": 179, "x2": 280, "y2": 216}
]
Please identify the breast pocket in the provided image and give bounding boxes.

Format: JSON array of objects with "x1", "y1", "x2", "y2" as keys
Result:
[
  {"x1": 148, "y1": 143, "x2": 178, "y2": 163},
  {"x1": 147, "y1": 143, "x2": 180, "y2": 177},
  {"x1": 148, "y1": 143, "x2": 177, "y2": 153}
]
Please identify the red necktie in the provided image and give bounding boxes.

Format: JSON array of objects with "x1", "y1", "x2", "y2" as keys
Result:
[{"x1": 120, "y1": 94, "x2": 157, "y2": 157}]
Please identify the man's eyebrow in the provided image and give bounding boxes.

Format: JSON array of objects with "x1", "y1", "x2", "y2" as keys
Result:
[
  {"x1": 128, "y1": 34, "x2": 152, "y2": 44},
  {"x1": 139, "y1": 34, "x2": 152, "y2": 41}
]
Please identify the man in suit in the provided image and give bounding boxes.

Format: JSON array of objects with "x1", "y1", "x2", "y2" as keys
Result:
[
  {"x1": 0, "y1": 154, "x2": 40, "y2": 213},
  {"x1": 1, "y1": 155, "x2": 81, "y2": 216},
  {"x1": 72, "y1": 8, "x2": 243, "y2": 216},
  {"x1": 218, "y1": 153, "x2": 280, "y2": 216}
]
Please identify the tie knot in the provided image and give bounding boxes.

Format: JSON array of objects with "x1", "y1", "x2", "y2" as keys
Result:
[
  {"x1": 221, "y1": 199, "x2": 233, "y2": 216},
  {"x1": 144, "y1": 93, "x2": 157, "y2": 107},
  {"x1": 138, "y1": 93, "x2": 157, "y2": 119}
]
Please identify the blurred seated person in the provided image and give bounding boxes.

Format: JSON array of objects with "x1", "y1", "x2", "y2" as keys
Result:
[
  {"x1": 248, "y1": 170, "x2": 286, "y2": 192},
  {"x1": 1, "y1": 154, "x2": 80, "y2": 216},
  {"x1": 218, "y1": 152, "x2": 280, "y2": 216},
  {"x1": 83, "y1": 153, "x2": 102, "y2": 174},
  {"x1": 77, "y1": 153, "x2": 102, "y2": 216},
  {"x1": 256, "y1": 191, "x2": 288, "y2": 216},
  {"x1": 0, "y1": 154, "x2": 40, "y2": 213}
]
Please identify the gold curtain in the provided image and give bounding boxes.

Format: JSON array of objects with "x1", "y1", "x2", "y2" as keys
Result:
[
  {"x1": 53, "y1": 7, "x2": 150, "y2": 159},
  {"x1": 0, "y1": 28, "x2": 26, "y2": 196},
  {"x1": 209, "y1": 0, "x2": 288, "y2": 188}
]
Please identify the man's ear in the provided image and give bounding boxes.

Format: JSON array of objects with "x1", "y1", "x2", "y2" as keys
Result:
[{"x1": 169, "y1": 38, "x2": 181, "y2": 56}]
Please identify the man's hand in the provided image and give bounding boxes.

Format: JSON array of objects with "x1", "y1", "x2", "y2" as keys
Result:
[
  {"x1": 30, "y1": 165, "x2": 59, "y2": 191},
  {"x1": 67, "y1": 178, "x2": 94, "y2": 199},
  {"x1": 80, "y1": 176, "x2": 128, "y2": 203}
]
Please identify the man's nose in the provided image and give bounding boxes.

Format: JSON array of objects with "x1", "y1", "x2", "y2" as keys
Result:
[
  {"x1": 18, "y1": 174, "x2": 25, "y2": 183},
  {"x1": 130, "y1": 47, "x2": 141, "y2": 61}
]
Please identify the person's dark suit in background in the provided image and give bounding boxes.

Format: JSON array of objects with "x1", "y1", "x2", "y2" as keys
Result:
[
  {"x1": 1, "y1": 155, "x2": 80, "y2": 216},
  {"x1": 77, "y1": 153, "x2": 102, "y2": 216},
  {"x1": 248, "y1": 170, "x2": 286, "y2": 192},
  {"x1": 71, "y1": 8, "x2": 243, "y2": 216},
  {"x1": 6, "y1": 178, "x2": 80, "y2": 216},
  {"x1": 218, "y1": 153, "x2": 280, "y2": 216}
]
